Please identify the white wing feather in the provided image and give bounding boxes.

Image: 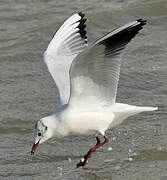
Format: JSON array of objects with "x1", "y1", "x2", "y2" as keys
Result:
[{"x1": 44, "y1": 13, "x2": 88, "y2": 105}]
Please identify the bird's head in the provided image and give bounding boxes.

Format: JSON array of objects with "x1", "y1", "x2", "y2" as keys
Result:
[{"x1": 31, "y1": 117, "x2": 53, "y2": 155}]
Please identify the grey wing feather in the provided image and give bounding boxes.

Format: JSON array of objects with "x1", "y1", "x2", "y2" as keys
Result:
[{"x1": 69, "y1": 19, "x2": 146, "y2": 109}]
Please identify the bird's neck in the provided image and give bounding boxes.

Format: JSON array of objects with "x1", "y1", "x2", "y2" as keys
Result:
[{"x1": 43, "y1": 114, "x2": 70, "y2": 138}]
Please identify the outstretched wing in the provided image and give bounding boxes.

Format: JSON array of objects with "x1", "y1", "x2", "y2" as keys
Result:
[
  {"x1": 69, "y1": 19, "x2": 146, "y2": 109},
  {"x1": 44, "y1": 12, "x2": 87, "y2": 105}
]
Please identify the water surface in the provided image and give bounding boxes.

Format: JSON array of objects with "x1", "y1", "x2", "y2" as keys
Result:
[{"x1": 0, "y1": 0, "x2": 167, "y2": 179}]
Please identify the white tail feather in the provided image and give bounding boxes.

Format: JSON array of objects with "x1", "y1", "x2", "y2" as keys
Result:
[{"x1": 137, "y1": 107, "x2": 158, "y2": 112}]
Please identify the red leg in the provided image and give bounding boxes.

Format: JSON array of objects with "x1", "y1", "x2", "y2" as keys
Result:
[{"x1": 76, "y1": 136, "x2": 109, "y2": 168}]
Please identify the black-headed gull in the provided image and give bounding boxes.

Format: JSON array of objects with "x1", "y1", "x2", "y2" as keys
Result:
[{"x1": 31, "y1": 12, "x2": 158, "y2": 168}]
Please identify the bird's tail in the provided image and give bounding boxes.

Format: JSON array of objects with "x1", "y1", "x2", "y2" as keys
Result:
[
  {"x1": 135, "y1": 106, "x2": 158, "y2": 112},
  {"x1": 112, "y1": 103, "x2": 158, "y2": 121}
]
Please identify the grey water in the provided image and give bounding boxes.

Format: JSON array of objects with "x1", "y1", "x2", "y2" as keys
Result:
[{"x1": 0, "y1": 0, "x2": 167, "y2": 179}]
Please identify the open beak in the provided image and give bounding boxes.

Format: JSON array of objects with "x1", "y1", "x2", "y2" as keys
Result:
[{"x1": 31, "y1": 140, "x2": 40, "y2": 155}]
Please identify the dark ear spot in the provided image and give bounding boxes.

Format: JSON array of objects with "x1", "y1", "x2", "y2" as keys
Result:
[{"x1": 34, "y1": 122, "x2": 37, "y2": 129}]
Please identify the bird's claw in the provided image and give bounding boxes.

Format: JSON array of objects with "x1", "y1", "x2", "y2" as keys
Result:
[{"x1": 76, "y1": 157, "x2": 88, "y2": 168}]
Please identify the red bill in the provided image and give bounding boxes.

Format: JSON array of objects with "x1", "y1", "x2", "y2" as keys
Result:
[{"x1": 31, "y1": 140, "x2": 40, "y2": 155}]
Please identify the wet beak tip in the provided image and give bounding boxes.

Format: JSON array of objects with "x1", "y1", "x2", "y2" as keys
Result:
[{"x1": 31, "y1": 140, "x2": 40, "y2": 155}]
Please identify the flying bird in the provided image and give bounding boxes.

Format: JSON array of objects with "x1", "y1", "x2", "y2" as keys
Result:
[{"x1": 31, "y1": 12, "x2": 157, "y2": 168}]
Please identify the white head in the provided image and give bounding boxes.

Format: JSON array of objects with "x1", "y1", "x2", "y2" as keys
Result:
[{"x1": 31, "y1": 116, "x2": 56, "y2": 154}]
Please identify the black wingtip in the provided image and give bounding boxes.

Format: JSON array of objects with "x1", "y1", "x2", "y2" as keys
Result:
[
  {"x1": 78, "y1": 12, "x2": 85, "y2": 18},
  {"x1": 77, "y1": 12, "x2": 87, "y2": 41},
  {"x1": 97, "y1": 18, "x2": 147, "y2": 57},
  {"x1": 137, "y1": 19, "x2": 147, "y2": 26}
]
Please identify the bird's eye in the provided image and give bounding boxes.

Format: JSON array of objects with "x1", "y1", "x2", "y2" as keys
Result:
[
  {"x1": 38, "y1": 132, "x2": 42, "y2": 136},
  {"x1": 45, "y1": 126, "x2": 47, "y2": 131}
]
